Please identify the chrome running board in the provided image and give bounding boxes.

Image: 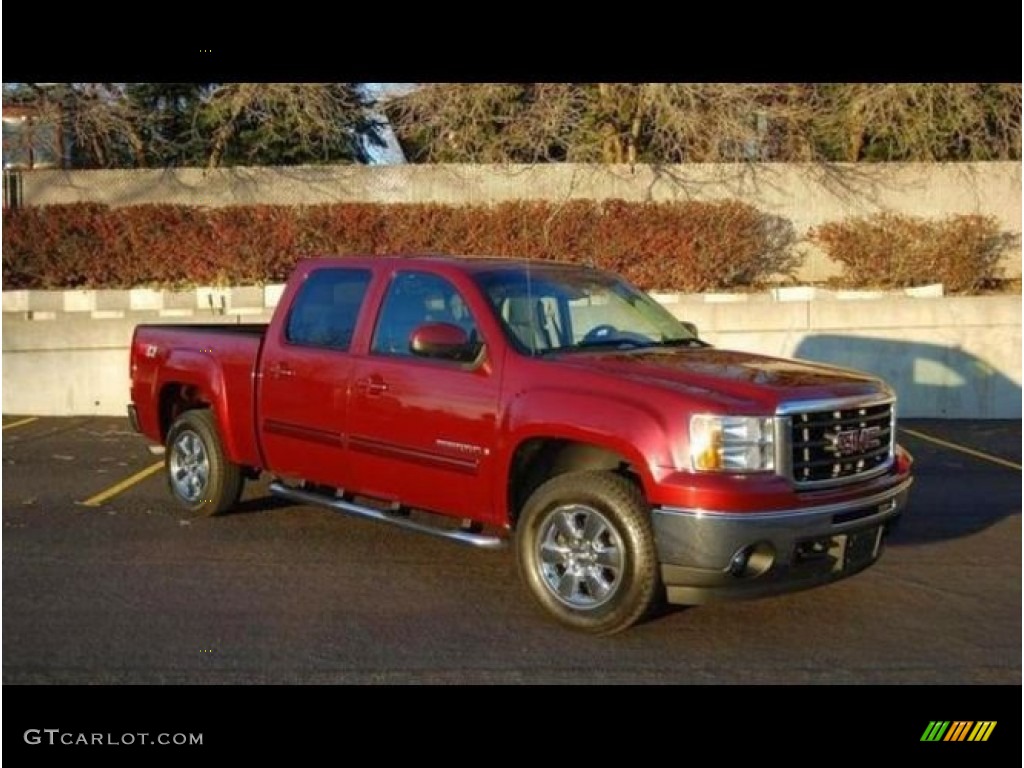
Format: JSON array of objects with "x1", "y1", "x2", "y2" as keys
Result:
[{"x1": 269, "y1": 481, "x2": 506, "y2": 550}]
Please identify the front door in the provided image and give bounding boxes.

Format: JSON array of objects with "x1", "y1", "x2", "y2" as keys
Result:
[{"x1": 346, "y1": 270, "x2": 500, "y2": 522}]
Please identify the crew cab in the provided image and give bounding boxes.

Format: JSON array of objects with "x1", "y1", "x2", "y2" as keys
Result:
[{"x1": 128, "y1": 256, "x2": 913, "y2": 634}]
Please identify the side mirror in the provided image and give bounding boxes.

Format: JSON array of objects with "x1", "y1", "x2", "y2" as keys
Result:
[
  {"x1": 681, "y1": 321, "x2": 699, "y2": 338},
  {"x1": 410, "y1": 322, "x2": 478, "y2": 362}
]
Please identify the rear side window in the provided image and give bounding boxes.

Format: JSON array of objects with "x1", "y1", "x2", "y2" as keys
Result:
[{"x1": 285, "y1": 268, "x2": 372, "y2": 350}]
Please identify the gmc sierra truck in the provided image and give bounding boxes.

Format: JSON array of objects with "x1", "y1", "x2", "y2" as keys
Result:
[{"x1": 128, "y1": 256, "x2": 913, "y2": 634}]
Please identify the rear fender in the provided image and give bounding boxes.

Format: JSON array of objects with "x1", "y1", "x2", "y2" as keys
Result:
[{"x1": 156, "y1": 351, "x2": 243, "y2": 462}]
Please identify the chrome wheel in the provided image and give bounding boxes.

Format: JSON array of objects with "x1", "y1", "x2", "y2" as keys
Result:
[
  {"x1": 169, "y1": 429, "x2": 210, "y2": 503},
  {"x1": 536, "y1": 504, "x2": 624, "y2": 610}
]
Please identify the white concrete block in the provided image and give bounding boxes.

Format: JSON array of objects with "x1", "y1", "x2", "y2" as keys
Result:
[
  {"x1": 63, "y1": 290, "x2": 97, "y2": 312},
  {"x1": 2, "y1": 290, "x2": 30, "y2": 313},
  {"x1": 703, "y1": 293, "x2": 750, "y2": 303},
  {"x1": 835, "y1": 290, "x2": 886, "y2": 300},
  {"x1": 129, "y1": 288, "x2": 164, "y2": 311},
  {"x1": 264, "y1": 284, "x2": 286, "y2": 307},
  {"x1": 771, "y1": 286, "x2": 820, "y2": 302},
  {"x1": 650, "y1": 292, "x2": 681, "y2": 305},
  {"x1": 230, "y1": 286, "x2": 265, "y2": 308},
  {"x1": 904, "y1": 284, "x2": 945, "y2": 298}
]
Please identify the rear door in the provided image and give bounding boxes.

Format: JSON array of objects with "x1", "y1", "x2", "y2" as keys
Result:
[{"x1": 256, "y1": 266, "x2": 373, "y2": 487}]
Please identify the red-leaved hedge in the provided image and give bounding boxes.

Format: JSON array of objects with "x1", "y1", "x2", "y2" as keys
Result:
[
  {"x1": 811, "y1": 213, "x2": 1013, "y2": 293},
  {"x1": 2, "y1": 200, "x2": 798, "y2": 292}
]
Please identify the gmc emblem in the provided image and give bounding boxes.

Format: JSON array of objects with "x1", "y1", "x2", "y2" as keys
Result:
[{"x1": 826, "y1": 426, "x2": 883, "y2": 456}]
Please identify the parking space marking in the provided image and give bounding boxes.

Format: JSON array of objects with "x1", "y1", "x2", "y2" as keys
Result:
[
  {"x1": 901, "y1": 427, "x2": 1022, "y2": 471},
  {"x1": 2, "y1": 417, "x2": 39, "y2": 431},
  {"x1": 80, "y1": 460, "x2": 165, "y2": 507}
]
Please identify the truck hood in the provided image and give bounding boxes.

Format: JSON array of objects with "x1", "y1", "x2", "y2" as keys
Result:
[{"x1": 549, "y1": 346, "x2": 890, "y2": 411}]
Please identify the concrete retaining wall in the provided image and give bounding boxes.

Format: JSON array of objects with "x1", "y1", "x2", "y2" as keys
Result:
[
  {"x1": 671, "y1": 295, "x2": 1021, "y2": 420},
  {"x1": 3, "y1": 291, "x2": 1019, "y2": 420},
  {"x1": 13, "y1": 162, "x2": 1022, "y2": 283}
]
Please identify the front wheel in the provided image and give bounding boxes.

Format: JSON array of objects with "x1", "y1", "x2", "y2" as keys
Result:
[
  {"x1": 516, "y1": 471, "x2": 661, "y2": 635},
  {"x1": 165, "y1": 409, "x2": 244, "y2": 515}
]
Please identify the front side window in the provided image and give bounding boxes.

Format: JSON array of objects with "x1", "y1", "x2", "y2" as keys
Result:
[
  {"x1": 371, "y1": 271, "x2": 481, "y2": 359},
  {"x1": 285, "y1": 268, "x2": 372, "y2": 350}
]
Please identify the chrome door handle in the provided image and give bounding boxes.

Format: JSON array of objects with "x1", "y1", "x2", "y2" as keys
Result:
[
  {"x1": 269, "y1": 363, "x2": 295, "y2": 379},
  {"x1": 355, "y1": 377, "x2": 388, "y2": 395}
]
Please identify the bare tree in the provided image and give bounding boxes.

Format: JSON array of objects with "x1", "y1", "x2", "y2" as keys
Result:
[
  {"x1": 382, "y1": 83, "x2": 565, "y2": 162},
  {"x1": 618, "y1": 83, "x2": 816, "y2": 162},
  {"x1": 386, "y1": 83, "x2": 815, "y2": 164},
  {"x1": 386, "y1": 82, "x2": 1021, "y2": 164},
  {"x1": 10, "y1": 83, "x2": 148, "y2": 168},
  {"x1": 812, "y1": 83, "x2": 1022, "y2": 161}
]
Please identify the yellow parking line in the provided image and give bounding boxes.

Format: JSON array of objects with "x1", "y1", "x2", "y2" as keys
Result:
[
  {"x1": 2, "y1": 417, "x2": 39, "y2": 430},
  {"x1": 901, "y1": 427, "x2": 1022, "y2": 471},
  {"x1": 80, "y1": 460, "x2": 165, "y2": 507}
]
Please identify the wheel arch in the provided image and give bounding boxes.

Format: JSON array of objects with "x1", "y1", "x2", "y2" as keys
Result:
[
  {"x1": 159, "y1": 381, "x2": 211, "y2": 441},
  {"x1": 507, "y1": 437, "x2": 645, "y2": 527}
]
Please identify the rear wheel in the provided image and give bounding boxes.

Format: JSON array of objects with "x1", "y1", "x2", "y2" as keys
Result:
[
  {"x1": 165, "y1": 409, "x2": 243, "y2": 515},
  {"x1": 516, "y1": 471, "x2": 661, "y2": 635}
]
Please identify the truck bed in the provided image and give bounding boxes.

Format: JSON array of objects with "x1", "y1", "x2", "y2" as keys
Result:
[{"x1": 138, "y1": 323, "x2": 269, "y2": 337}]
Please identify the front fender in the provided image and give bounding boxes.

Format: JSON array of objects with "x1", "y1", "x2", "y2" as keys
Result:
[{"x1": 498, "y1": 386, "x2": 678, "y2": 516}]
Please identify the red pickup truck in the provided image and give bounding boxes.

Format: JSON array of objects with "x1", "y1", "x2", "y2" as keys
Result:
[{"x1": 129, "y1": 256, "x2": 913, "y2": 634}]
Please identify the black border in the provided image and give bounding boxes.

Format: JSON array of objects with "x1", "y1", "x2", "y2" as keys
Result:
[
  {"x1": 3, "y1": 683, "x2": 1019, "y2": 760},
  {"x1": 2, "y1": 12, "x2": 1020, "y2": 82}
]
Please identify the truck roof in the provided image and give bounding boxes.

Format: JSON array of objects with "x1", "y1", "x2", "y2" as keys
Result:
[{"x1": 297, "y1": 254, "x2": 591, "y2": 276}]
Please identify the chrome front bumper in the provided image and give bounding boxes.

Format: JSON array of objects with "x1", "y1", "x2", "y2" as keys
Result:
[{"x1": 652, "y1": 477, "x2": 913, "y2": 604}]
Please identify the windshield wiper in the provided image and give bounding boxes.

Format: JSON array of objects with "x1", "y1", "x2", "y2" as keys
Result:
[
  {"x1": 656, "y1": 337, "x2": 710, "y2": 348},
  {"x1": 571, "y1": 338, "x2": 656, "y2": 351}
]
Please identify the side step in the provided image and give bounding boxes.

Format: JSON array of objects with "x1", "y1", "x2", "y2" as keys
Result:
[{"x1": 269, "y1": 481, "x2": 506, "y2": 550}]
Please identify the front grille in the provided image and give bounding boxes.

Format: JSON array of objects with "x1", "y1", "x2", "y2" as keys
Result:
[{"x1": 789, "y1": 401, "x2": 894, "y2": 486}]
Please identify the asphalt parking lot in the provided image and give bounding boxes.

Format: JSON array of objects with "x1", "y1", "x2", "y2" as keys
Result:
[{"x1": 2, "y1": 415, "x2": 1020, "y2": 686}]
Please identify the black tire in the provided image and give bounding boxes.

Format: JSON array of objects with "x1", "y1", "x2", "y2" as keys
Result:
[
  {"x1": 165, "y1": 409, "x2": 244, "y2": 516},
  {"x1": 516, "y1": 470, "x2": 661, "y2": 635}
]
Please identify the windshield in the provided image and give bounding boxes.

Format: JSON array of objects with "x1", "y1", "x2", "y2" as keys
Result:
[{"x1": 473, "y1": 265, "x2": 702, "y2": 355}]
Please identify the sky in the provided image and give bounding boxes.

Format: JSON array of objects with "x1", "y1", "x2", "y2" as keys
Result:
[{"x1": 360, "y1": 83, "x2": 418, "y2": 164}]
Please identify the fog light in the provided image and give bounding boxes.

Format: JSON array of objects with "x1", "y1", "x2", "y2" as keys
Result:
[
  {"x1": 729, "y1": 548, "x2": 751, "y2": 576},
  {"x1": 728, "y1": 542, "x2": 774, "y2": 578}
]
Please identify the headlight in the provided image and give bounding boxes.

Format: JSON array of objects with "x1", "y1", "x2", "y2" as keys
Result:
[{"x1": 690, "y1": 415, "x2": 775, "y2": 473}]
